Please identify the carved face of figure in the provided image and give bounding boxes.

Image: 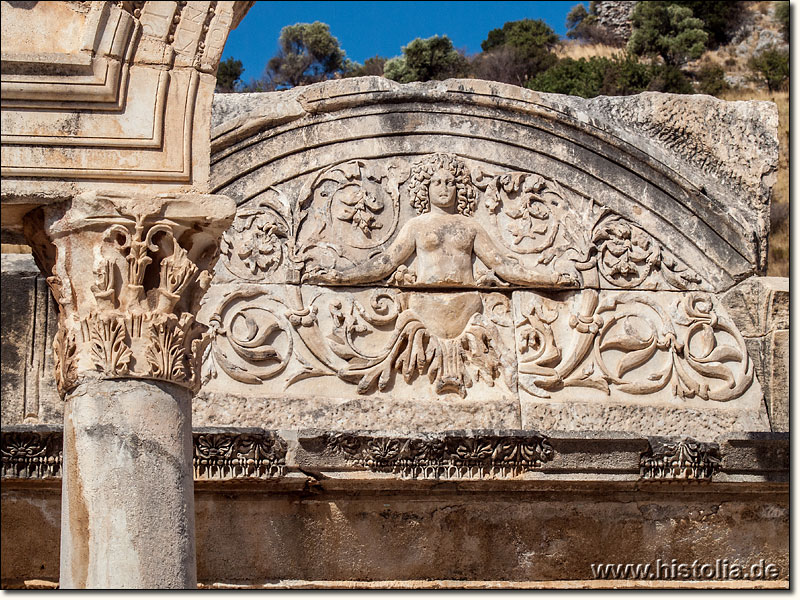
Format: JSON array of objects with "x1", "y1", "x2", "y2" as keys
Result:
[{"x1": 429, "y1": 168, "x2": 457, "y2": 210}]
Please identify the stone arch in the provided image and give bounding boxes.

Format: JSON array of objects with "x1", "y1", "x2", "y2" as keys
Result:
[{"x1": 209, "y1": 77, "x2": 777, "y2": 292}]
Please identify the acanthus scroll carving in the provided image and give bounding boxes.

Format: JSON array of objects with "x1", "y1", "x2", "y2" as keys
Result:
[
  {"x1": 517, "y1": 290, "x2": 754, "y2": 402},
  {"x1": 26, "y1": 191, "x2": 235, "y2": 396}
]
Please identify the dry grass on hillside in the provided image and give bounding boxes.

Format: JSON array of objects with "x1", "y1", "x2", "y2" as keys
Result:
[
  {"x1": 555, "y1": 43, "x2": 625, "y2": 61},
  {"x1": 721, "y1": 89, "x2": 789, "y2": 277}
]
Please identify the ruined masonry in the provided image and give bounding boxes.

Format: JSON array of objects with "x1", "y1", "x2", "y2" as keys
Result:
[{"x1": 1, "y1": 1, "x2": 789, "y2": 590}]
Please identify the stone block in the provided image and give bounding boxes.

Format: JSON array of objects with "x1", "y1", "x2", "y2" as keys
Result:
[
  {"x1": 767, "y1": 330, "x2": 788, "y2": 431},
  {"x1": 721, "y1": 276, "x2": 789, "y2": 337},
  {"x1": 196, "y1": 283, "x2": 521, "y2": 431},
  {"x1": 0, "y1": 254, "x2": 61, "y2": 426}
]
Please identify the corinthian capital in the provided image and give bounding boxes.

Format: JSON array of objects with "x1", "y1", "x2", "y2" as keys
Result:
[{"x1": 24, "y1": 191, "x2": 235, "y2": 395}]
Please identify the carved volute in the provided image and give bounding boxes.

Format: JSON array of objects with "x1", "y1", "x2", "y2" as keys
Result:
[{"x1": 24, "y1": 191, "x2": 235, "y2": 395}]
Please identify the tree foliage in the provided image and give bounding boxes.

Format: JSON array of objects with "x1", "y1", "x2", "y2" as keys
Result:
[
  {"x1": 565, "y1": 3, "x2": 621, "y2": 45},
  {"x1": 344, "y1": 55, "x2": 387, "y2": 78},
  {"x1": 669, "y1": 1, "x2": 744, "y2": 48},
  {"x1": 216, "y1": 57, "x2": 244, "y2": 92},
  {"x1": 263, "y1": 21, "x2": 347, "y2": 89},
  {"x1": 775, "y1": 1, "x2": 790, "y2": 42},
  {"x1": 480, "y1": 19, "x2": 559, "y2": 81},
  {"x1": 628, "y1": 2, "x2": 708, "y2": 66},
  {"x1": 383, "y1": 36, "x2": 468, "y2": 83},
  {"x1": 471, "y1": 45, "x2": 531, "y2": 86},
  {"x1": 694, "y1": 62, "x2": 729, "y2": 96},
  {"x1": 749, "y1": 49, "x2": 789, "y2": 92},
  {"x1": 528, "y1": 54, "x2": 653, "y2": 98}
]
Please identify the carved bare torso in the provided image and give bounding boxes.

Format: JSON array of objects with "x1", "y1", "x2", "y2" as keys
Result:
[{"x1": 414, "y1": 213, "x2": 477, "y2": 285}]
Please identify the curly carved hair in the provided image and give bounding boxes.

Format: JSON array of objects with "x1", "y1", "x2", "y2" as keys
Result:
[{"x1": 408, "y1": 153, "x2": 476, "y2": 216}]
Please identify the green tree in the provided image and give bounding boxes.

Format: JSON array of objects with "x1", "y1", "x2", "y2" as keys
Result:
[
  {"x1": 775, "y1": 1, "x2": 790, "y2": 42},
  {"x1": 344, "y1": 55, "x2": 388, "y2": 78},
  {"x1": 647, "y1": 64, "x2": 694, "y2": 94},
  {"x1": 481, "y1": 19, "x2": 559, "y2": 80},
  {"x1": 694, "y1": 62, "x2": 729, "y2": 96},
  {"x1": 384, "y1": 36, "x2": 468, "y2": 83},
  {"x1": 527, "y1": 54, "x2": 655, "y2": 98},
  {"x1": 749, "y1": 49, "x2": 789, "y2": 92},
  {"x1": 670, "y1": 1, "x2": 744, "y2": 47},
  {"x1": 264, "y1": 22, "x2": 347, "y2": 88},
  {"x1": 628, "y1": 2, "x2": 708, "y2": 66},
  {"x1": 216, "y1": 57, "x2": 244, "y2": 92}
]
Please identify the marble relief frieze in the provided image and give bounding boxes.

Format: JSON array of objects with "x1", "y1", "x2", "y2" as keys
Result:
[{"x1": 199, "y1": 152, "x2": 760, "y2": 417}]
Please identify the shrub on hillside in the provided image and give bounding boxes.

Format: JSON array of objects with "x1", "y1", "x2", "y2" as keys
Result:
[
  {"x1": 695, "y1": 63, "x2": 730, "y2": 96},
  {"x1": 749, "y1": 48, "x2": 790, "y2": 92},
  {"x1": 775, "y1": 1, "x2": 790, "y2": 42},
  {"x1": 527, "y1": 54, "x2": 656, "y2": 98}
]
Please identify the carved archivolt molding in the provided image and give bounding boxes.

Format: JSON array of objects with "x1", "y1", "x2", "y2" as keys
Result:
[{"x1": 26, "y1": 191, "x2": 235, "y2": 395}]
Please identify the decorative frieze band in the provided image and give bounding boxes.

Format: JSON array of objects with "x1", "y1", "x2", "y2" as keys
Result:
[
  {"x1": 1, "y1": 430, "x2": 63, "y2": 479},
  {"x1": 2, "y1": 429, "x2": 787, "y2": 483},
  {"x1": 322, "y1": 431, "x2": 554, "y2": 479},
  {"x1": 194, "y1": 431, "x2": 287, "y2": 480}
]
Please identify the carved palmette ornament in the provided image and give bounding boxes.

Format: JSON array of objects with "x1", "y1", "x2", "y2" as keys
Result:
[
  {"x1": 1, "y1": 431, "x2": 63, "y2": 479},
  {"x1": 640, "y1": 439, "x2": 721, "y2": 481},
  {"x1": 324, "y1": 432, "x2": 553, "y2": 479},
  {"x1": 193, "y1": 431, "x2": 287, "y2": 479},
  {"x1": 29, "y1": 191, "x2": 235, "y2": 395}
]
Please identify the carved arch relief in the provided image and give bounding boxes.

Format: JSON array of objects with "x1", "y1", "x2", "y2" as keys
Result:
[
  {"x1": 200, "y1": 152, "x2": 760, "y2": 407},
  {"x1": 200, "y1": 80, "x2": 770, "y2": 413}
]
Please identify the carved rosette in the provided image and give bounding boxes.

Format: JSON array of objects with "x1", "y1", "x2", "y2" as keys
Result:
[{"x1": 26, "y1": 191, "x2": 235, "y2": 396}]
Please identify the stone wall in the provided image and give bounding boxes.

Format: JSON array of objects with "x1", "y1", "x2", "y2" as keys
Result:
[{"x1": 592, "y1": 1, "x2": 637, "y2": 44}]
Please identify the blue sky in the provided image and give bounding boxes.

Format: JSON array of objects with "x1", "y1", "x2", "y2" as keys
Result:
[{"x1": 222, "y1": 1, "x2": 584, "y2": 84}]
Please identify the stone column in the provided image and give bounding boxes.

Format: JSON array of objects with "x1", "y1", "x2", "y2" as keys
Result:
[{"x1": 25, "y1": 191, "x2": 235, "y2": 589}]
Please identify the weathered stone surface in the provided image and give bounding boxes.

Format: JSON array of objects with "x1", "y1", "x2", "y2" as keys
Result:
[
  {"x1": 197, "y1": 282, "x2": 520, "y2": 428},
  {"x1": 766, "y1": 330, "x2": 788, "y2": 431},
  {"x1": 211, "y1": 78, "x2": 778, "y2": 289},
  {"x1": 521, "y1": 402, "x2": 769, "y2": 442},
  {"x1": 1, "y1": 1, "x2": 253, "y2": 234},
  {"x1": 196, "y1": 81, "x2": 781, "y2": 441},
  {"x1": 0, "y1": 254, "x2": 61, "y2": 425},
  {"x1": 512, "y1": 289, "x2": 769, "y2": 440},
  {"x1": 2, "y1": 425, "x2": 790, "y2": 587},
  {"x1": 722, "y1": 277, "x2": 788, "y2": 337},
  {"x1": 59, "y1": 379, "x2": 196, "y2": 589},
  {"x1": 721, "y1": 277, "x2": 788, "y2": 433},
  {"x1": 24, "y1": 191, "x2": 235, "y2": 396}
]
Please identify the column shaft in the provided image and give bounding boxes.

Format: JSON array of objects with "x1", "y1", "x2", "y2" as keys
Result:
[{"x1": 60, "y1": 379, "x2": 196, "y2": 589}]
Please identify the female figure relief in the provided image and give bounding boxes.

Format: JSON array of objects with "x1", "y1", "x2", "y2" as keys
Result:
[{"x1": 307, "y1": 153, "x2": 577, "y2": 288}]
